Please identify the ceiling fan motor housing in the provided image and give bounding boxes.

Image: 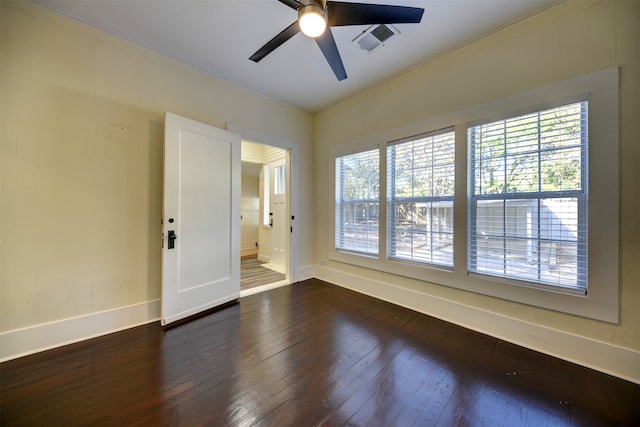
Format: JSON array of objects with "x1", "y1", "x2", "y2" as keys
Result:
[{"x1": 298, "y1": 4, "x2": 328, "y2": 37}]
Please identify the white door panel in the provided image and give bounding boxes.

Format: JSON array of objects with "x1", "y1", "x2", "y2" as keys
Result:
[
  {"x1": 270, "y1": 158, "x2": 286, "y2": 267},
  {"x1": 162, "y1": 112, "x2": 240, "y2": 326}
]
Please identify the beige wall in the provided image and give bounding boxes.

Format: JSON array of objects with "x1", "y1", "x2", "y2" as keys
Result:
[
  {"x1": 1, "y1": 1, "x2": 314, "y2": 333},
  {"x1": 315, "y1": 0, "x2": 639, "y2": 374}
]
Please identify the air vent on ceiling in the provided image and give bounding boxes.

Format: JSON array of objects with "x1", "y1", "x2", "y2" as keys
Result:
[{"x1": 353, "y1": 24, "x2": 400, "y2": 53}]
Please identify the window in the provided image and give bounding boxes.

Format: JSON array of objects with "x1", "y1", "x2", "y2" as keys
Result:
[
  {"x1": 387, "y1": 129, "x2": 455, "y2": 266},
  {"x1": 335, "y1": 149, "x2": 380, "y2": 255},
  {"x1": 330, "y1": 68, "x2": 617, "y2": 321},
  {"x1": 274, "y1": 164, "x2": 286, "y2": 195},
  {"x1": 468, "y1": 101, "x2": 588, "y2": 292}
]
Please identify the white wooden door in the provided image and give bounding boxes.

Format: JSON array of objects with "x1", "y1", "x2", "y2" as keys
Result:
[
  {"x1": 270, "y1": 158, "x2": 287, "y2": 267},
  {"x1": 162, "y1": 112, "x2": 241, "y2": 326}
]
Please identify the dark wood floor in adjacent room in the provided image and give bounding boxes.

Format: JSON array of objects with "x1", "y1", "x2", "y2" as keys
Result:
[{"x1": 1, "y1": 279, "x2": 638, "y2": 426}]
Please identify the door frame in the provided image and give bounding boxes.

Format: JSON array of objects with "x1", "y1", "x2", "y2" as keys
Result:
[{"x1": 228, "y1": 123, "x2": 299, "y2": 284}]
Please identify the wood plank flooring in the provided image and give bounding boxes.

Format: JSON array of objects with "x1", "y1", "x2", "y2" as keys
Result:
[
  {"x1": 241, "y1": 257, "x2": 286, "y2": 291},
  {"x1": 1, "y1": 279, "x2": 638, "y2": 426}
]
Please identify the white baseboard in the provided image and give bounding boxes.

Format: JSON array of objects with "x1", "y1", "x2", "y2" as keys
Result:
[
  {"x1": 297, "y1": 264, "x2": 316, "y2": 281},
  {"x1": 0, "y1": 299, "x2": 160, "y2": 363},
  {"x1": 4, "y1": 267, "x2": 637, "y2": 385},
  {"x1": 315, "y1": 265, "x2": 640, "y2": 385},
  {"x1": 0, "y1": 267, "x2": 317, "y2": 362}
]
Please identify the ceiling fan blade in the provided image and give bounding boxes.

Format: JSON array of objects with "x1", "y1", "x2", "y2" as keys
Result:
[
  {"x1": 326, "y1": 2, "x2": 424, "y2": 26},
  {"x1": 277, "y1": 0, "x2": 303, "y2": 10},
  {"x1": 315, "y1": 29, "x2": 347, "y2": 81},
  {"x1": 249, "y1": 21, "x2": 301, "y2": 63}
]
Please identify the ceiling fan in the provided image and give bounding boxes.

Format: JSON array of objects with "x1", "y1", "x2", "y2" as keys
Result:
[{"x1": 249, "y1": 0, "x2": 425, "y2": 81}]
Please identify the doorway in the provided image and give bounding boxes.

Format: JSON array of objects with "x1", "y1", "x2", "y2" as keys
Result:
[{"x1": 240, "y1": 141, "x2": 290, "y2": 295}]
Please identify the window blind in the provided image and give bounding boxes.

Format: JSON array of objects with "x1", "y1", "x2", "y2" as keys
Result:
[
  {"x1": 335, "y1": 149, "x2": 380, "y2": 255},
  {"x1": 468, "y1": 101, "x2": 588, "y2": 291},
  {"x1": 387, "y1": 129, "x2": 455, "y2": 266}
]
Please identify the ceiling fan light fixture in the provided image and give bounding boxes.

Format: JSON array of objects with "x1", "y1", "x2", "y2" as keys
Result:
[
  {"x1": 251, "y1": 0, "x2": 425, "y2": 81},
  {"x1": 298, "y1": 4, "x2": 327, "y2": 38}
]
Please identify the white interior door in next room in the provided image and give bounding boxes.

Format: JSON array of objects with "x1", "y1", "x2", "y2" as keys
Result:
[
  {"x1": 162, "y1": 112, "x2": 241, "y2": 326},
  {"x1": 270, "y1": 157, "x2": 287, "y2": 269}
]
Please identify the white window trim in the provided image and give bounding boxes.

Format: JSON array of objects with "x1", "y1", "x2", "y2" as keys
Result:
[{"x1": 329, "y1": 66, "x2": 619, "y2": 323}]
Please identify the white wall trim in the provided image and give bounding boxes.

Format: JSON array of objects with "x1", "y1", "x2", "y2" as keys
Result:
[
  {"x1": 0, "y1": 300, "x2": 160, "y2": 363},
  {"x1": 0, "y1": 264, "x2": 316, "y2": 363},
  {"x1": 0, "y1": 266, "x2": 319, "y2": 363},
  {"x1": 4, "y1": 266, "x2": 637, "y2": 386},
  {"x1": 298, "y1": 264, "x2": 316, "y2": 282},
  {"x1": 226, "y1": 123, "x2": 301, "y2": 284},
  {"x1": 315, "y1": 265, "x2": 640, "y2": 385},
  {"x1": 327, "y1": 67, "x2": 620, "y2": 323}
]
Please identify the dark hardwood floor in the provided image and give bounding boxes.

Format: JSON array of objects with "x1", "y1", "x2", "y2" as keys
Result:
[{"x1": 1, "y1": 279, "x2": 638, "y2": 426}]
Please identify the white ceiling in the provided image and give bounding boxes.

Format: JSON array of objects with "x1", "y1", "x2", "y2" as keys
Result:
[{"x1": 36, "y1": 0, "x2": 560, "y2": 113}]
